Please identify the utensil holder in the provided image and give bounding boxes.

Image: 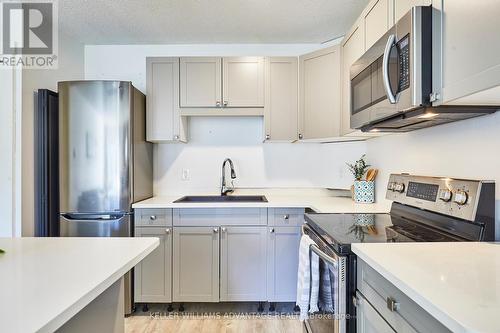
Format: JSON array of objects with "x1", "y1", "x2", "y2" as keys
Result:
[{"x1": 353, "y1": 180, "x2": 375, "y2": 203}]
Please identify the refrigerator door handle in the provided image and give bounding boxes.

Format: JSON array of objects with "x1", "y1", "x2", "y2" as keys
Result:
[{"x1": 60, "y1": 214, "x2": 130, "y2": 237}]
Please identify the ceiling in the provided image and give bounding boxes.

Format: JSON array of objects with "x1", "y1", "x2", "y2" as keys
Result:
[{"x1": 59, "y1": 0, "x2": 369, "y2": 44}]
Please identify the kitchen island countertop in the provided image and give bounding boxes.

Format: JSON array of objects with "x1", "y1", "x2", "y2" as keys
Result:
[
  {"x1": 0, "y1": 237, "x2": 159, "y2": 333},
  {"x1": 352, "y1": 242, "x2": 500, "y2": 333}
]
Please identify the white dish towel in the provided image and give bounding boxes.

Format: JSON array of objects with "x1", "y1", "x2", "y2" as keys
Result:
[{"x1": 296, "y1": 234, "x2": 320, "y2": 320}]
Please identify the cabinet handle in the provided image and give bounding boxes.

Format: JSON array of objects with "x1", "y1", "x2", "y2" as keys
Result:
[
  {"x1": 173, "y1": 135, "x2": 180, "y2": 140},
  {"x1": 165, "y1": 228, "x2": 171, "y2": 234},
  {"x1": 213, "y1": 228, "x2": 219, "y2": 233},
  {"x1": 149, "y1": 215, "x2": 157, "y2": 221},
  {"x1": 223, "y1": 101, "x2": 228, "y2": 107},
  {"x1": 216, "y1": 101, "x2": 221, "y2": 107},
  {"x1": 386, "y1": 297, "x2": 400, "y2": 312},
  {"x1": 269, "y1": 228, "x2": 275, "y2": 233},
  {"x1": 353, "y1": 295, "x2": 361, "y2": 307},
  {"x1": 221, "y1": 227, "x2": 227, "y2": 233},
  {"x1": 298, "y1": 133, "x2": 303, "y2": 140},
  {"x1": 265, "y1": 134, "x2": 270, "y2": 140},
  {"x1": 283, "y1": 214, "x2": 289, "y2": 220}
]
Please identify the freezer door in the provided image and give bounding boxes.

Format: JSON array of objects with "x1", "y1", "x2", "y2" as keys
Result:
[
  {"x1": 59, "y1": 213, "x2": 131, "y2": 237},
  {"x1": 58, "y1": 81, "x2": 132, "y2": 214}
]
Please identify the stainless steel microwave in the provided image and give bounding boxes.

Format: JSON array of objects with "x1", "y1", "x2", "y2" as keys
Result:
[
  {"x1": 350, "y1": 6, "x2": 433, "y2": 131},
  {"x1": 350, "y1": 6, "x2": 497, "y2": 132}
]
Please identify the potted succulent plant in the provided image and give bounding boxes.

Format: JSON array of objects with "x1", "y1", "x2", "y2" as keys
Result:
[{"x1": 346, "y1": 155, "x2": 375, "y2": 203}]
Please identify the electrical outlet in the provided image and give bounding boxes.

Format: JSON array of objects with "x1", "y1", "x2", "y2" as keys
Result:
[{"x1": 181, "y1": 169, "x2": 190, "y2": 181}]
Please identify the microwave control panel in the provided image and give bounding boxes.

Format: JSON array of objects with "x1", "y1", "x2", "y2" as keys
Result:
[{"x1": 398, "y1": 34, "x2": 410, "y2": 91}]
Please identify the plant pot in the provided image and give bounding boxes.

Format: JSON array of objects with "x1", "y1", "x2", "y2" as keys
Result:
[{"x1": 353, "y1": 180, "x2": 375, "y2": 203}]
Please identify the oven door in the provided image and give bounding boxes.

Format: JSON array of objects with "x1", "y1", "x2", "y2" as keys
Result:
[{"x1": 302, "y1": 225, "x2": 347, "y2": 333}]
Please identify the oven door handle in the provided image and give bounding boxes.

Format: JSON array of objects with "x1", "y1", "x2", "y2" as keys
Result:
[
  {"x1": 382, "y1": 34, "x2": 398, "y2": 104},
  {"x1": 302, "y1": 225, "x2": 338, "y2": 266},
  {"x1": 310, "y1": 244, "x2": 338, "y2": 266}
]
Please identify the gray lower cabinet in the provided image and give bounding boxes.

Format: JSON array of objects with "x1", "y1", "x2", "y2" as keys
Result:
[
  {"x1": 356, "y1": 291, "x2": 395, "y2": 333},
  {"x1": 134, "y1": 226, "x2": 172, "y2": 303},
  {"x1": 357, "y1": 259, "x2": 451, "y2": 333},
  {"x1": 267, "y1": 226, "x2": 301, "y2": 302},
  {"x1": 172, "y1": 226, "x2": 219, "y2": 302},
  {"x1": 220, "y1": 226, "x2": 267, "y2": 301}
]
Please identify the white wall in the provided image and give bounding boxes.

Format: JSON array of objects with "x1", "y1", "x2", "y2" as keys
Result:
[
  {"x1": 155, "y1": 117, "x2": 366, "y2": 194},
  {"x1": 21, "y1": 33, "x2": 85, "y2": 236},
  {"x1": 85, "y1": 43, "x2": 366, "y2": 195},
  {"x1": 367, "y1": 112, "x2": 500, "y2": 240},
  {"x1": 0, "y1": 67, "x2": 19, "y2": 237}
]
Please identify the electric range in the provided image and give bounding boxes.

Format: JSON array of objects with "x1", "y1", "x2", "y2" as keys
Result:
[{"x1": 301, "y1": 174, "x2": 495, "y2": 333}]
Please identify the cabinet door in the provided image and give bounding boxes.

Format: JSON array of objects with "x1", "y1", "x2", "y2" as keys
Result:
[
  {"x1": 172, "y1": 226, "x2": 219, "y2": 302},
  {"x1": 146, "y1": 57, "x2": 187, "y2": 142},
  {"x1": 222, "y1": 57, "x2": 265, "y2": 107},
  {"x1": 180, "y1": 57, "x2": 222, "y2": 108},
  {"x1": 440, "y1": 0, "x2": 500, "y2": 105},
  {"x1": 299, "y1": 46, "x2": 341, "y2": 140},
  {"x1": 267, "y1": 226, "x2": 301, "y2": 302},
  {"x1": 341, "y1": 22, "x2": 365, "y2": 136},
  {"x1": 220, "y1": 226, "x2": 267, "y2": 301},
  {"x1": 394, "y1": 0, "x2": 432, "y2": 22},
  {"x1": 134, "y1": 227, "x2": 172, "y2": 303},
  {"x1": 364, "y1": 0, "x2": 392, "y2": 50},
  {"x1": 356, "y1": 292, "x2": 396, "y2": 333},
  {"x1": 264, "y1": 57, "x2": 298, "y2": 142}
]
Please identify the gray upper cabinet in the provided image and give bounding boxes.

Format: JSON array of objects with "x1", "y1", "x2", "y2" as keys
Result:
[
  {"x1": 299, "y1": 45, "x2": 342, "y2": 140},
  {"x1": 363, "y1": 0, "x2": 393, "y2": 50},
  {"x1": 180, "y1": 57, "x2": 222, "y2": 108},
  {"x1": 134, "y1": 226, "x2": 172, "y2": 303},
  {"x1": 220, "y1": 226, "x2": 267, "y2": 301},
  {"x1": 222, "y1": 57, "x2": 265, "y2": 108},
  {"x1": 264, "y1": 57, "x2": 299, "y2": 142},
  {"x1": 146, "y1": 57, "x2": 188, "y2": 143},
  {"x1": 394, "y1": 0, "x2": 431, "y2": 22},
  {"x1": 267, "y1": 226, "x2": 301, "y2": 302},
  {"x1": 438, "y1": 0, "x2": 500, "y2": 105},
  {"x1": 172, "y1": 226, "x2": 219, "y2": 302}
]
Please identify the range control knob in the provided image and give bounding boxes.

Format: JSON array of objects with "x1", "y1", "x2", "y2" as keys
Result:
[
  {"x1": 438, "y1": 189, "x2": 452, "y2": 202},
  {"x1": 387, "y1": 182, "x2": 395, "y2": 191},
  {"x1": 394, "y1": 183, "x2": 405, "y2": 193},
  {"x1": 454, "y1": 190, "x2": 468, "y2": 205}
]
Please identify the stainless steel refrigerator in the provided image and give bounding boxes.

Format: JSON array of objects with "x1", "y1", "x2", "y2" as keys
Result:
[{"x1": 58, "y1": 80, "x2": 153, "y2": 315}]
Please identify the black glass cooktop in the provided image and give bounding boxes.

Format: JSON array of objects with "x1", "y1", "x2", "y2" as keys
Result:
[{"x1": 304, "y1": 212, "x2": 463, "y2": 254}]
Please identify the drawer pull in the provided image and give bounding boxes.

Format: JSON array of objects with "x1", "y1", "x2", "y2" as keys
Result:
[
  {"x1": 165, "y1": 228, "x2": 171, "y2": 234},
  {"x1": 213, "y1": 228, "x2": 219, "y2": 233},
  {"x1": 269, "y1": 228, "x2": 275, "y2": 233},
  {"x1": 149, "y1": 215, "x2": 157, "y2": 221},
  {"x1": 386, "y1": 297, "x2": 400, "y2": 312},
  {"x1": 283, "y1": 214, "x2": 289, "y2": 220}
]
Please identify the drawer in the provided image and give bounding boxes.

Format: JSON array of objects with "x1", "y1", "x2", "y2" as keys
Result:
[
  {"x1": 357, "y1": 259, "x2": 451, "y2": 333},
  {"x1": 135, "y1": 209, "x2": 172, "y2": 227},
  {"x1": 268, "y1": 208, "x2": 305, "y2": 226},
  {"x1": 173, "y1": 208, "x2": 267, "y2": 226}
]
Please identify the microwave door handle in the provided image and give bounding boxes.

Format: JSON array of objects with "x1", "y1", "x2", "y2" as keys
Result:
[{"x1": 382, "y1": 34, "x2": 397, "y2": 104}]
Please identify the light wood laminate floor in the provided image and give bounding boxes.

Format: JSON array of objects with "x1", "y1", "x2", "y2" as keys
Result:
[{"x1": 125, "y1": 303, "x2": 302, "y2": 333}]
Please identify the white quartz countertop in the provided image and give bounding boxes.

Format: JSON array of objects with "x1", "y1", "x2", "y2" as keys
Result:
[
  {"x1": 352, "y1": 242, "x2": 500, "y2": 333},
  {"x1": 0, "y1": 237, "x2": 159, "y2": 333},
  {"x1": 132, "y1": 193, "x2": 390, "y2": 214}
]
